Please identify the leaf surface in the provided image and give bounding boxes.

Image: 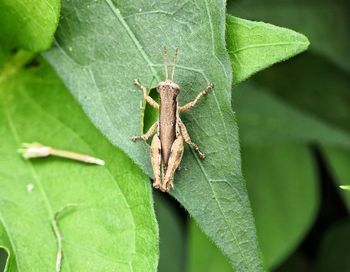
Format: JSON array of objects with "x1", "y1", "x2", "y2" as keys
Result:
[
  {"x1": 0, "y1": 53, "x2": 158, "y2": 271},
  {"x1": 0, "y1": 0, "x2": 60, "y2": 53},
  {"x1": 226, "y1": 15, "x2": 309, "y2": 83},
  {"x1": 44, "y1": 0, "x2": 263, "y2": 270}
]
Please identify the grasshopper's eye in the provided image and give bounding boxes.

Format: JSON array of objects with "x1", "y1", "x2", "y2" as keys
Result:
[{"x1": 174, "y1": 87, "x2": 180, "y2": 95}]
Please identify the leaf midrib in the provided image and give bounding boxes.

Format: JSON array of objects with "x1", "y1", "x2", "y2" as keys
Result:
[{"x1": 105, "y1": 0, "x2": 160, "y2": 83}]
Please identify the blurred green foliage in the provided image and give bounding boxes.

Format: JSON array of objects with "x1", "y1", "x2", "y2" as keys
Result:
[{"x1": 184, "y1": 0, "x2": 350, "y2": 271}]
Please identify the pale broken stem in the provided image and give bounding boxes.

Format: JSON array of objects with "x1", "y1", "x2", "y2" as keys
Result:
[
  {"x1": 52, "y1": 204, "x2": 77, "y2": 272},
  {"x1": 50, "y1": 149, "x2": 105, "y2": 165},
  {"x1": 19, "y1": 142, "x2": 105, "y2": 166}
]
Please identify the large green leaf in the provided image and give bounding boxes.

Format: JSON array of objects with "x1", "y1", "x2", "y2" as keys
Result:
[
  {"x1": 45, "y1": 0, "x2": 263, "y2": 270},
  {"x1": 0, "y1": 0, "x2": 60, "y2": 53},
  {"x1": 226, "y1": 15, "x2": 309, "y2": 84},
  {"x1": 0, "y1": 52, "x2": 158, "y2": 271},
  {"x1": 228, "y1": 0, "x2": 350, "y2": 73}
]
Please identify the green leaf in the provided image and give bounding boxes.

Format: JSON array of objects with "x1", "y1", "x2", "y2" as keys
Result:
[
  {"x1": 228, "y1": 0, "x2": 350, "y2": 73},
  {"x1": 233, "y1": 83, "x2": 321, "y2": 268},
  {"x1": 340, "y1": 185, "x2": 350, "y2": 191},
  {"x1": 0, "y1": 53, "x2": 158, "y2": 271},
  {"x1": 0, "y1": 0, "x2": 60, "y2": 53},
  {"x1": 315, "y1": 221, "x2": 350, "y2": 272},
  {"x1": 187, "y1": 220, "x2": 233, "y2": 272},
  {"x1": 226, "y1": 15, "x2": 309, "y2": 84},
  {"x1": 44, "y1": 0, "x2": 263, "y2": 270}
]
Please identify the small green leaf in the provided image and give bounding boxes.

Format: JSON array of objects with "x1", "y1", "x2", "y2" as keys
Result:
[
  {"x1": 228, "y1": 0, "x2": 350, "y2": 73},
  {"x1": 0, "y1": 0, "x2": 60, "y2": 53},
  {"x1": 340, "y1": 185, "x2": 350, "y2": 191},
  {"x1": 226, "y1": 15, "x2": 309, "y2": 84},
  {"x1": 0, "y1": 53, "x2": 158, "y2": 271},
  {"x1": 45, "y1": 0, "x2": 264, "y2": 270}
]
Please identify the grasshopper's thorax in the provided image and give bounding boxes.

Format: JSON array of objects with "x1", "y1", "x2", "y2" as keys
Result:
[{"x1": 158, "y1": 80, "x2": 180, "y2": 168}]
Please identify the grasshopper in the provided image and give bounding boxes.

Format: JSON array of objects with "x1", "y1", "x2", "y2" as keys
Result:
[{"x1": 131, "y1": 47, "x2": 214, "y2": 192}]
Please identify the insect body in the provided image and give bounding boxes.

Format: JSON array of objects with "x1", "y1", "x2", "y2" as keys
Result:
[{"x1": 131, "y1": 47, "x2": 214, "y2": 192}]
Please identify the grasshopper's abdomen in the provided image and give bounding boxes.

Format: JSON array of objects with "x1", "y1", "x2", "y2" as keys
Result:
[{"x1": 159, "y1": 91, "x2": 178, "y2": 168}]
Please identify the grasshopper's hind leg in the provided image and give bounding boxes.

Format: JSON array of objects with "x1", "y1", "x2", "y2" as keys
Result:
[
  {"x1": 150, "y1": 134, "x2": 162, "y2": 189},
  {"x1": 161, "y1": 136, "x2": 184, "y2": 192},
  {"x1": 178, "y1": 119, "x2": 205, "y2": 159}
]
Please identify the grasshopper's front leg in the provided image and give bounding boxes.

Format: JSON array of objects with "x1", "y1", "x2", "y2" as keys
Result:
[
  {"x1": 179, "y1": 83, "x2": 214, "y2": 112},
  {"x1": 134, "y1": 79, "x2": 159, "y2": 109}
]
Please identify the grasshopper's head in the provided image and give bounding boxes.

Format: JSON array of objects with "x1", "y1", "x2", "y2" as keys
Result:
[
  {"x1": 160, "y1": 46, "x2": 180, "y2": 96},
  {"x1": 157, "y1": 80, "x2": 180, "y2": 95}
]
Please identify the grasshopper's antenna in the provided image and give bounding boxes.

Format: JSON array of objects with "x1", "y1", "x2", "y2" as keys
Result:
[
  {"x1": 171, "y1": 48, "x2": 179, "y2": 81},
  {"x1": 163, "y1": 46, "x2": 168, "y2": 80}
]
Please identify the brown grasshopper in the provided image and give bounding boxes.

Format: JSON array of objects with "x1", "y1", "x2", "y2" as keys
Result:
[{"x1": 131, "y1": 47, "x2": 214, "y2": 192}]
